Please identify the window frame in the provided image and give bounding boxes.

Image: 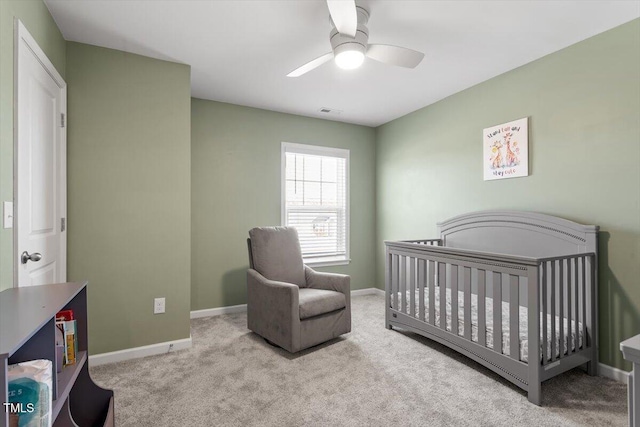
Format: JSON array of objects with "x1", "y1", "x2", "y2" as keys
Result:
[{"x1": 281, "y1": 142, "x2": 350, "y2": 267}]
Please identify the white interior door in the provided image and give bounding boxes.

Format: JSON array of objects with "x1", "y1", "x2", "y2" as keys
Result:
[{"x1": 15, "y1": 20, "x2": 67, "y2": 287}]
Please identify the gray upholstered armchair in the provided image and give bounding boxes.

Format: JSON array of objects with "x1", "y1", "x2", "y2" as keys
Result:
[{"x1": 246, "y1": 226, "x2": 351, "y2": 353}]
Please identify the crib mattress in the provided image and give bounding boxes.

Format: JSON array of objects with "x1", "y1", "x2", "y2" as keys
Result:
[{"x1": 390, "y1": 289, "x2": 584, "y2": 363}]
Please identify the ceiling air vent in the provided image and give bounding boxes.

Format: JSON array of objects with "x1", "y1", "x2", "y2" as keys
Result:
[{"x1": 318, "y1": 107, "x2": 343, "y2": 115}]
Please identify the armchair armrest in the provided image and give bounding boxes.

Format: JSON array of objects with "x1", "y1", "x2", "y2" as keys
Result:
[
  {"x1": 304, "y1": 266, "x2": 351, "y2": 334},
  {"x1": 304, "y1": 266, "x2": 350, "y2": 295},
  {"x1": 247, "y1": 269, "x2": 301, "y2": 352},
  {"x1": 248, "y1": 268, "x2": 299, "y2": 294}
]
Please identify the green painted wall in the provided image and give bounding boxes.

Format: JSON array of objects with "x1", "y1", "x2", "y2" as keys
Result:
[
  {"x1": 375, "y1": 19, "x2": 640, "y2": 371},
  {"x1": 66, "y1": 42, "x2": 191, "y2": 354},
  {"x1": 0, "y1": 0, "x2": 66, "y2": 291},
  {"x1": 191, "y1": 99, "x2": 376, "y2": 311}
]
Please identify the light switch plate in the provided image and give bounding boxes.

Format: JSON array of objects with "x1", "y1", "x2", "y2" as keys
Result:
[{"x1": 3, "y1": 202, "x2": 13, "y2": 229}]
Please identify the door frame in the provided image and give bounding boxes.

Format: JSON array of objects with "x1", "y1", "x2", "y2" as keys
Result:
[{"x1": 13, "y1": 19, "x2": 67, "y2": 287}]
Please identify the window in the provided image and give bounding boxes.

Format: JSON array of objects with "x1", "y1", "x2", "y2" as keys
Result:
[{"x1": 282, "y1": 142, "x2": 349, "y2": 266}]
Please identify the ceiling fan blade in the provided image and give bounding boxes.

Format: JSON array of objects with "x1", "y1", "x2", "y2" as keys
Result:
[
  {"x1": 327, "y1": 0, "x2": 357, "y2": 38},
  {"x1": 366, "y1": 44, "x2": 425, "y2": 68},
  {"x1": 287, "y1": 52, "x2": 334, "y2": 77}
]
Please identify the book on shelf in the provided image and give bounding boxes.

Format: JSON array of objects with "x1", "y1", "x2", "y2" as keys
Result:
[{"x1": 55, "y1": 310, "x2": 77, "y2": 367}]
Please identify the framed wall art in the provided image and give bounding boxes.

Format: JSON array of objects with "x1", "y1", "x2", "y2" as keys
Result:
[{"x1": 483, "y1": 117, "x2": 528, "y2": 180}]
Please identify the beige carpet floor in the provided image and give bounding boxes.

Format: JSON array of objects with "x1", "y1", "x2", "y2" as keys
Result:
[{"x1": 91, "y1": 294, "x2": 627, "y2": 426}]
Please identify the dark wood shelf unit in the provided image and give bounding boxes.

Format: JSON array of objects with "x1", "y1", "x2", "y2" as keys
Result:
[{"x1": 0, "y1": 282, "x2": 114, "y2": 427}]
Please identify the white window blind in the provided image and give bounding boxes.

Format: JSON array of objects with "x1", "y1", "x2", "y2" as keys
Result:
[{"x1": 282, "y1": 143, "x2": 349, "y2": 266}]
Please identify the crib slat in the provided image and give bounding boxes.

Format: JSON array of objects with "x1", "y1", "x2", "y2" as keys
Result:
[
  {"x1": 541, "y1": 264, "x2": 548, "y2": 364},
  {"x1": 509, "y1": 275, "x2": 519, "y2": 360},
  {"x1": 574, "y1": 257, "x2": 579, "y2": 352},
  {"x1": 439, "y1": 263, "x2": 447, "y2": 330},
  {"x1": 428, "y1": 260, "x2": 435, "y2": 325},
  {"x1": 567, "y1": 258, "x2": 572, "y2": 353},
  {"x1": 464, "y1": 267, "x2": 472, "y2": 341},
  {"x1": 418, "y1": 259, "x2": 425, "y2": 322},
  {"x1": 392, "y1": 254, "x2": 399, "y2": 311},
  {"x1": 550, "y1": 261, "x2": 556, "y2": 362},
  {"x1": 559, "y1": 259, "x2": 565, "y2": 358},
  {"x1": 400, "y1": 256, "x2": 406, "y2": 314},
  {"x1": 451, "y1": 265, "x2": 459, "y2": 336},
  {"x1": 478, "y1": 270, "x2": 486, "y2": 347},
  {"x1": 493, "y1": 272, "x2": 502, "y2": 354},
  {"x1": 582, "y1": 256, "x2": 586, "y2": 350},
  {"x1": 409, "y1": 257, "x2": 416, "y2": 317}
]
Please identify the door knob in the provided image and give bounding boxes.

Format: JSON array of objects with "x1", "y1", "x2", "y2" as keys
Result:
[{"x1": 21, "y1": 251, "x2": 42, "y2": 265}]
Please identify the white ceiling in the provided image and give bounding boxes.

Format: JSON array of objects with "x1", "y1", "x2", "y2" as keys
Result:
[{"x1": 45, "y1": 0, "x2": 639, "y2": 127}]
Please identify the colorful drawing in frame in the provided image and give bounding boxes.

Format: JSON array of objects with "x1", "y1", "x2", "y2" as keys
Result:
[{"x1": 483, "y1": 117, "x2": 528, "y2": 181}]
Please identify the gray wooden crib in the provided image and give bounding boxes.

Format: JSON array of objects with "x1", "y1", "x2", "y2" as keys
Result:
[{"x1": 384, "y1": 211, "x2": 598, "y2": 405}]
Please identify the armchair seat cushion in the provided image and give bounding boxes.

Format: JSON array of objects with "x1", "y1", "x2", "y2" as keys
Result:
[{"x1": 298, "y1": 288, "x2": 346, "y2": 320}]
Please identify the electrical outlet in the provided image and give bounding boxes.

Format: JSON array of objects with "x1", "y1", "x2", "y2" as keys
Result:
[{"x1": 154, "y1": 297, "x2": 165, "y2": 314}]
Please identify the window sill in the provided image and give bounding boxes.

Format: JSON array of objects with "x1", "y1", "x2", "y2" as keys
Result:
[{"x1": 305, "y1": 258, "x2": 351, "y2": 268}]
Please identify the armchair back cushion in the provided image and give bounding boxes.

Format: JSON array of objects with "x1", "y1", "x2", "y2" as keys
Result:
[{"x1": 249, "y1": 226, "x2": 306, "y2": 287}]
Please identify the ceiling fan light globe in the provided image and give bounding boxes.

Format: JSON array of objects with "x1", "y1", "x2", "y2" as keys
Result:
[
  {"x1": 333, "y1": 41, "x2": 366, "y2": 70},
  {"x1": 335, "y1": 50, "x2": 364, "y2": 69}
]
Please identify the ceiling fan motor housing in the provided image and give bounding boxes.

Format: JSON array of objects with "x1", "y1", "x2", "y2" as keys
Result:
[{"x1": 330, "y1": 6, "x2": 369, "y2": 57}]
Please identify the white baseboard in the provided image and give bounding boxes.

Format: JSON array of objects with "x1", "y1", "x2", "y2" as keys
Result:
[
  {"x1": 89, "y1": 336, "x2": 192, "y2": 366},
  {"x1": 191, "y1": 303, "x2": 248, "y2": 319},
  {"x1": 351, "y1": 287, "x2": 385, "y2": 297},
  {"x1": 190, "y1": 288, "x2": 385, "y2": 320},
  {"x1": 599, "y1": 362, "x2": 630, "y2": 383}
]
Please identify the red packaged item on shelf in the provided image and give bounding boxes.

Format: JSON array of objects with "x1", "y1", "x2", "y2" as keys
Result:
[{"x1": 56, "y1": 309, "x2": 74, "y2": 321}]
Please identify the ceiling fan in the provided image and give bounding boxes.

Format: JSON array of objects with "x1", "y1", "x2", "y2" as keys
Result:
[{"x1": 287, "y1": 0, "x2": 425, "y2": 77}]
